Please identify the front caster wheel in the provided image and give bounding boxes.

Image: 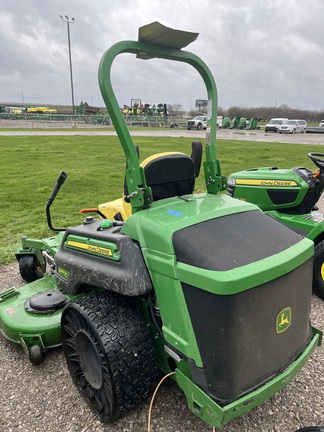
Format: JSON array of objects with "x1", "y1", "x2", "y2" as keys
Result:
[
  {"x1": 313, "y1": 241, "x2": 324, "y2": 300},
  {"x1": 61, "y1": 293, "x2": 159, "y2": 423},
  {"x1": 29, "y1": 344, "x2": 45, "y2": 365},
  {"x1": 18, "y1": 255, "x2": 45, "y2": 283}
]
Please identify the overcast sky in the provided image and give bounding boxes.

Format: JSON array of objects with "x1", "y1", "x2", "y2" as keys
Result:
[{"x1": 1, "y1": 0, "x2": 324, "y2": 112}]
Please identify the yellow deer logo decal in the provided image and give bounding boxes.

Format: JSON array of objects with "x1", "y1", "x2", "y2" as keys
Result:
[{"x1": 276, "y1": 307, "x2": 292, "y2": 333}]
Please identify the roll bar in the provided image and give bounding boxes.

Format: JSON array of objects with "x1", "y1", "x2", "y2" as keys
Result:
[{"x1": 98, "y1": 23, "x2": 226, "y2": 213}]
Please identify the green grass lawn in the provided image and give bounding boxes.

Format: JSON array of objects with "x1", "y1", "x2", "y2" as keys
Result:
[{"x1": 0, "y1": 135, "x2": 317, "y2": 265}]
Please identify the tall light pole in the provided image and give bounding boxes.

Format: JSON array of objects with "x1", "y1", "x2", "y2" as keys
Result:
[{"x1": 59, "y1": 15, "x2": 75, "y2": 115}]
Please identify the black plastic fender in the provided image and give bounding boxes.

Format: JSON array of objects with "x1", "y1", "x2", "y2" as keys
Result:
[{"x1": 54, "y1": 219, "x2": 152, "y2": 296}]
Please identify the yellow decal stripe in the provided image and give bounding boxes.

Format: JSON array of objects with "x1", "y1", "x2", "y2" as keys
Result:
[
  {"x1": 140, "y1": 152, "x2": 185, "y2": 167},
  {"x1": 321, "y1": 263, "x2": 324, "y2": 281},
  {"x1": 236, "y1": 179, "x2": 298, "y2": 187},
  {"x1": 67, "y1": 240, "x2": 113, "y2": 256}
]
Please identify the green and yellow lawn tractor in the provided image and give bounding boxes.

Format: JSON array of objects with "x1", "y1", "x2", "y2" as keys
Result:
[
  {"x1": 228, "y1": 152, "x2": 324, "y2": 300},
  {"x1": 246, "y1": 117, "x2": 259, "y2": 130},
  {"x1": 222, "y1": 117, "x2": 231, "y2": 128},
  {"x1": 0, "y1": 22, "x2": 322, "y2": 429},
  {"x1": 229, "y1": 116, "x2": 240, "y2": 129}
]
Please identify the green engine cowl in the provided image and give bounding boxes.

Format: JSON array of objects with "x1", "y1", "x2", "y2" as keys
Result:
[
  {"x1": 227, "y1": 166, "x2": 324, "y2": 214},
  {"x1": 121, "y1": 193, "x2": 316, "y2": 405}
]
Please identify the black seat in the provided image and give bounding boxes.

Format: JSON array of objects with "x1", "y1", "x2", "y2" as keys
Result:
[
  {"x1": 123, "y1": 141, "x2": 202, "y2": 205},
  {"x1": 144, "y1": 153, "x2": 195, "y2": 200},
  {"x1": 144, "y1": 141, "x2": 202, "y2": 201}
]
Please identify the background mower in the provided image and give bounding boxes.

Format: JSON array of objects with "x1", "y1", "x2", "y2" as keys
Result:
[
  {"x1": 0, "y1": 22, "x2": 322, "y2": 429},
  {"x1": 228, "y1": 152, "x2": 324, "y2": 300}
]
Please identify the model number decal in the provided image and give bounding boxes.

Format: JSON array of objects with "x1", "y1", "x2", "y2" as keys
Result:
[
  {"x1": 67, "y1": 240, "x2": 113, "y2": 256},
  {"x1": 57, "y1": 266, "x2": 70, "y2": 280},
  {"x1": 236, "y1": 179, "x2": 298, "y2": 187}
]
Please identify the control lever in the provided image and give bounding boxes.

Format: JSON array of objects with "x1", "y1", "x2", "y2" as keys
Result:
[{"x1": 46, "y1": 171, "x2": 68, "y2": 232}]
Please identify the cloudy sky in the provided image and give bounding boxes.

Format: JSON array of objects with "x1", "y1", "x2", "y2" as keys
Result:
[{"x1": 1, "y1": 0, "x2": 324, "y2": 112}]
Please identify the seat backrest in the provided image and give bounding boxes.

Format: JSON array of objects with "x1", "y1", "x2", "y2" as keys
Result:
[
  {"x1": 98, "y1": 143, "x2": 202, "y2": 221},
  {"x1": 141, "y1": 152, "x2": 195, "y2": 201},
  {"x1": 123, "y1": 141, "x2": 202, "y2": 208}
]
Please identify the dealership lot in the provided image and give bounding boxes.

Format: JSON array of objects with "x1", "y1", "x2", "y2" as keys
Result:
[
  {"x1": 1, "y1": 125, "x2": 324, "y2": 145},
  {"x1": 0, "y1": 124, "x2": 323, "y2": 432}
]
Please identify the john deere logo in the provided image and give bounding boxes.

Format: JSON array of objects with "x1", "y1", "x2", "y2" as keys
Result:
[
  {"x1": 57, "y1": 266, "x2": 70, "y2": 280},
  {"x1": 276, "y1": 307, "x2": 292, "y2": 334}
]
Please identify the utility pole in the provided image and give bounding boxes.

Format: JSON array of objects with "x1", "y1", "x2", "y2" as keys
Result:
[{"x1": 59, "y1": 15, "x2": 75, "y2": 115}]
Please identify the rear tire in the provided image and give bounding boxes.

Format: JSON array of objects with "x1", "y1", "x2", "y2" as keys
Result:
[
  {"x1": 313, "y1": 241, "x2": 324, "y2": 300},
  {"x1": 18, "y1": 255, "x2": 45, "y2": 283},
  {"x1": 61, "y1": 292, "x2": 159, "y2": 423}
]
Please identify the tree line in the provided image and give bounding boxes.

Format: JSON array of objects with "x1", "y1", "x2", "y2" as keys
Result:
[
  {"x1": 171, "y1": 104, "x2": 324, "y2": 122},
  {"x1": 218, "y1": 105, "x2": 324, "y2": 122}
]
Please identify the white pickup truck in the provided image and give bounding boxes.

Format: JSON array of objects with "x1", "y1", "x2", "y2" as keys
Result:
[
  {"x1": 186, "y1": 115, "x2": 223, "y2": 130},
  {"x1": 186, "y1": 115, "x2": 207, "y2": 130}
]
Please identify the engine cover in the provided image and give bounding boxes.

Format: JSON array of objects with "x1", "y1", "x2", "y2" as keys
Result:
[
  {"x1": 54, "y1": 218, "x2": 152, "y2": 296},
  {"x1": 227, "y1": 166, "x2": 324, "y2": 214}
]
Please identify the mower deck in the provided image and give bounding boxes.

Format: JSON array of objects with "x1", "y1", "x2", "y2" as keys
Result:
[{"x1": 0, "y1": 274, "x2": 79, "y2": 357}]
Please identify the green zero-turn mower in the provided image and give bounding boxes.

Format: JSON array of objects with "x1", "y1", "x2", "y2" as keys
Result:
[
  {"x1": 0, "y1": 22, "x2": 322, "y2": 429},
  {"x1": 227, "y1": 152, "x2": 324, "y2": 300}
]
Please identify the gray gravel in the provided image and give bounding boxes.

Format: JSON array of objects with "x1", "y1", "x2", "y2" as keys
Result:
[
  {"x1": 1, "y1": 139, "x2": 324, "y2": 431},
  {"x1": 0, "y1": 262, "x2": 323, "y2": 432}
]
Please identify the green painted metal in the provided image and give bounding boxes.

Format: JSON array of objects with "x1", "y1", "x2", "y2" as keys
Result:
[
  {"x1": 228, "y1": 166, "x2": 311, "y2": 212},
  {"x1": 16, "y1": 232, "x2": 64, "y2": 264},
  {"x1": 64, "y1": 233, "x2": 121, "y2": 261},
  {"x1": 246, "y1": 117, "x2": 259, "y2": 130},
  {"x1": 265, "y1": 210, "x2": 324, "y2": 242},
  {"x1": 227, "y1": 164, "x2": 324, "y2": 243},
  {"x1": 122, "y1": 193, "x2": 257, "y2": 252},
  {"x1": 122, "y1": 193, "x2": 314, "y2": 293},
  {"x1": 121, "y1": 192, "x2": 314, "y2": 369},
  {"x1": 175, "y1": 328, "x2": 321, "y2": 429},
  {"x1": 108, "y1": 35, "x2": 321, "y2": 404},
  {"x1": 98, "y1": 38, "x2": 226, "y2": 212},
  {"x1": 138, "y1": 21, "x2": 199, "y2": 51},
  {"x1": 176, "y1": 237, "x2": 313, "y2": 295},
  {"x1": 0, "y1": 274, "x2": 79, "y2": 349},
  {"x1": 229, "y1": 117, "x2": 240, "y2": 129},
  {"x1": 238, "y1": 117, "x2": 247, "y2": 129}
]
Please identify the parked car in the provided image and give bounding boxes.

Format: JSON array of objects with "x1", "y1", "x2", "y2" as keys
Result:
[
  {"x1": 278, "y1": 119, "x2": 307, "y2": 134},
  {"x1": 264, "y1": 118, "x2": 288, "y2": 132},
  {"x1": 319, "y1": 120, "x2": 324, "y2": 127}
]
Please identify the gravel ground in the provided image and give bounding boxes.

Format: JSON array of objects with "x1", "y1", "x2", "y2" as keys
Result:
[
  {"x1": 0, "y1": 265, "x2": 323, "y2": 432},
  {"x1": 1, "y1": 149, "x2": 324, "y2": 432}
]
